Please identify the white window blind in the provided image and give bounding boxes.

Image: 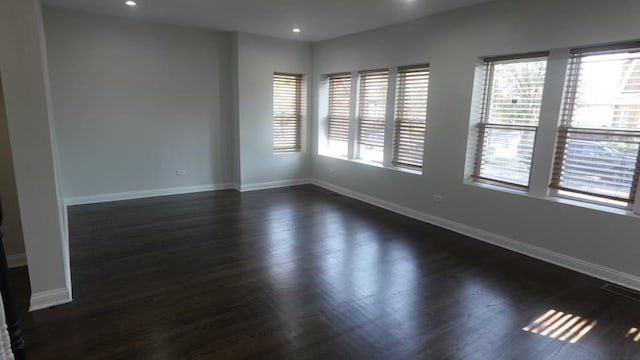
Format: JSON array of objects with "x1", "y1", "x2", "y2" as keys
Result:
[
  {"x1": 473, "y1": 54, "x2": 548, "y2": 188},
  {"x1": 273, "y1": 73, "x2": 303, "y2": 153},
  {"x1": 328, "y1": 73, "x2": 352, "y2": 142},
  {"x1": 551, "y1": 44, "x2": 640, "y2": 205},
  {"x1": 357, "y1": 69, "x2": 389, "y2": 162},
  {"x1": 393, "y1": 65, "x2": 430, "y2": 169},
  {"x1": 326, "y1": 73, "x2": 351, "y2": 157}
]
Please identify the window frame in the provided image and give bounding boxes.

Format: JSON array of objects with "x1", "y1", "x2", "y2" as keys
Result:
[
  {"x1": 325, "y1": 72, "x2": 352, "y2": 158},
  {"x1": 392, "y1": 64, "x2": 430, "y2": 170},
  {"x1": 549, "y1": 43, "x2": 640, "y2": 210},
  {"x1": 272, "y1": 72, "x2": 304, "y2": 153},
  {"x1": 355, "y1": 68, "x2": 390, "y2": 164},
  {"x1": 472, "y1": 52, "x2": 550, "y2": 190}
]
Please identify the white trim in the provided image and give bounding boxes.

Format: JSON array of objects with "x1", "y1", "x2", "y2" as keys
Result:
[
  {"x1": 311, "y1": 179, "x2": 640, "y2": 292},
  {"x1": 6, "y1": 253, "x2": 26, "y2": 269},
  {"x1": 317, "y1": 154, "x2": 422, "y2": 176},
  {"x1": 64, "y1": 183, "x2": 236, "y2": 206},
  {"x1": 528, "y1": 48, "x2": 570, "y2": 198},
  {"x1": 347, "y1": 71, "x2": 358, "y2": 159},
  {"x1": 238, "y1": 179, "x2": 311, "y2": 192},
  {"x1": 29, "y1": 287, "x2": 72, "y2": 312},
  {"x1": 633, "y1": 179, "x2": 640, "y2": 215},
  {"x1": 383, "y1": 68, "x2": 397, "y2": 168}
]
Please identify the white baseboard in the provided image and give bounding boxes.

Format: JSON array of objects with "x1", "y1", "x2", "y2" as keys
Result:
[
  {"x1": 64, "y1": 180, "x2": 313, "y2": 205},
  {"x1": 6, "y1": 253, "x2": 26, "y2": 268},
  {"x1": 30, "y1": 287, "x2": 72, "y2": 312},
  {"x1": 238, "y1": 178, "x2": 311, "y2": 192},
  {"x1": 64, "y1": 183, "x2": 236, "y2": 206},
  {"x1": 311, "y1": 179, "x2": 640, "y2": 292}
]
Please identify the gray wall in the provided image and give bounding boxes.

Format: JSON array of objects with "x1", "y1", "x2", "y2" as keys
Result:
[
  {"x1": 311, "y1": 0, "x2": 640, "y2": 278},
  {"x1": 43, "y1": 8, "x2": 235, "y2": 199},
  {"x1": 230, "y1": 34, "x2": 241, "y2": 186},
  {"x1": 236, "y1": 33, "x2": 312, "y2": 187},
  {"x1": 0, "y1": 0, "x2": 70, "y2": 303},
  {"x1": 0, "y1": 80, "x2": 25, "y2": 257}
]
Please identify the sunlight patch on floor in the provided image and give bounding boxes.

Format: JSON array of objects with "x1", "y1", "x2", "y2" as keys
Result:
[
  {"x1": 522, "y1": 309, "x2": 596, "y2": 344},
  {"x1": 626, "y1": 327, "x2": 640, "y2": 342}
]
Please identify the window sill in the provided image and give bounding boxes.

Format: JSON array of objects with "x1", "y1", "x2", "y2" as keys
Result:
[
  {"x1": 465, "y1": 180, "x2": 639, "y2": 218},
  {"x1": 318, "y1": 153, "x2": 349, "y2": 161},
  {"x1": 350, "y1": 158, "x2": 385, "y2": 168},
  {"x1": 464, "y1": 180, "x2": 529, "y2": 197},
  {"x1": 274, "y1": 150, "x2": 303, "y2": 155},
  {"x1": 389, "y1": 165, "x2": 422, "y2": 175},
  {"x1": 546, "y1": 195, "x2": 637, "y2": 217},
  {"x1": 317, "y1": 154, "x2": 422, "y2": 176}
]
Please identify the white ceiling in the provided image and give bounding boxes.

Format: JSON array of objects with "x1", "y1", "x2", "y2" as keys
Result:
[{"x1": 41, "y1": 0, "x2": 497, "y2": 42}]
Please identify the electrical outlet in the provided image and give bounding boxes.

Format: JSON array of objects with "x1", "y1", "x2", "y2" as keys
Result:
[
  {"x1": 328, "y1": 168, "x2": 336, "y2": 175},
  {"x1": 176, "y1": 170, "x2": 187, "y2": 176},
  {"x1": 433, "y1": 195, "x2": 444, "y2": 204}
]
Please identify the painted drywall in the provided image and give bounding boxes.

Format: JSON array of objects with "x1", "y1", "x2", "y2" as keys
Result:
[
  {"x1": 311, "y1": 0, "x2": 640, "y2": 277},
  {"x1": 0, "y1": 0, "x2": 70, "y2": 301},
  {"x1": 43, "y1": 8, "x2": 235, "y2": 199},
  {"x1": 236, "y1": 33, "x2": 312, "y2": 187},
  {"x1": 230, "y1": 34, "x2": 241, "y2": 186},
  {"x1": 0, "y1": 81, "x2": 25, "y2": 257}
]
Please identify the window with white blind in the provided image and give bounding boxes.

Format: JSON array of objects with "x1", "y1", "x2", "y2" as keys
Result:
[
  {"x1": 357, "y1": 69, "x2": 389, "y2": 163},
  {"x1": 273, "y1": 73, "x2": 303, "y2": 153},
  {"x1": 393, "y1": 65, "x2": 430, "y2": 169},
  {"x1": 327, "y1": 73, "x2": 352, "y2": 157},
  {"x1": 551, "y1": 44, "x2": 640, "y2": 206},
  {"x1": 473, "y1": 54, "x2": 548, "y2": 188}
]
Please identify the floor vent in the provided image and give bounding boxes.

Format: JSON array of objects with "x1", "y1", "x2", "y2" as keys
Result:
[{"x1": 602, "y1": 284, "x2": 640, "y2": 302}]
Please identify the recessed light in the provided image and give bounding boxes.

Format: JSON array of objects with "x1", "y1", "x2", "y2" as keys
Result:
[
  {"x1": 125, "y1": 1, "x2": 137, "y2": 6},
  {"x1": 292, "y1": 28, "x2": 301, "y2": 33}
]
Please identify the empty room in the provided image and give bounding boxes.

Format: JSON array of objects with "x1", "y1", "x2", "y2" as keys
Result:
[{"x1": 1, "y1": 0, "x2": 640, "y2": 358}]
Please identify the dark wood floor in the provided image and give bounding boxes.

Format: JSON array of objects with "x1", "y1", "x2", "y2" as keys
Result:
[{"x1": 8, "y1": 185, "x2": 640, "y2": 359}]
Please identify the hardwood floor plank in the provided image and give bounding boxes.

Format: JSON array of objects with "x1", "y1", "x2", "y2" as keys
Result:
[{"x1": 8, "y1": 185, "x2": 640, "y2": 359}]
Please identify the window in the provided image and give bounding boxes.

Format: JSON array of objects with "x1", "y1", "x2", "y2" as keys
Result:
[
  {"x1": 473, "y1": 54, "x2": 548, "y2": 188},
  {"x1": 393, "y1": 65, "x2": 430, "y2": 169},
  {"x1": 551, "y1": 44, "x2": 640, "y2": 206},
  {"x1": 327, "y1": 73, "x2": 352, "y2": 157},
  {"x1": 357, "y1": 69, "x2": 389, "y2": 163},
  {"x1": 273, "y1": 73, "x2": 303, "y2": 153}
]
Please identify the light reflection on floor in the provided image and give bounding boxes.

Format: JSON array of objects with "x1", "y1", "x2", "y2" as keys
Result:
[
  {"x1": 626, "y1": 327, "x2": 640, "y2": 342},
  {"x1": 266, "y1": 204, "x2": 425, "y2": 344},
  {"x1": 522, "y1": 309, "x2": 597, "y2": 343},
  {"x1": 266, "y1": 204, "x2": 298, "y2": 284},
  {"x1": 258, "y1": 200, "x2": 635, "y2": 354}
]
